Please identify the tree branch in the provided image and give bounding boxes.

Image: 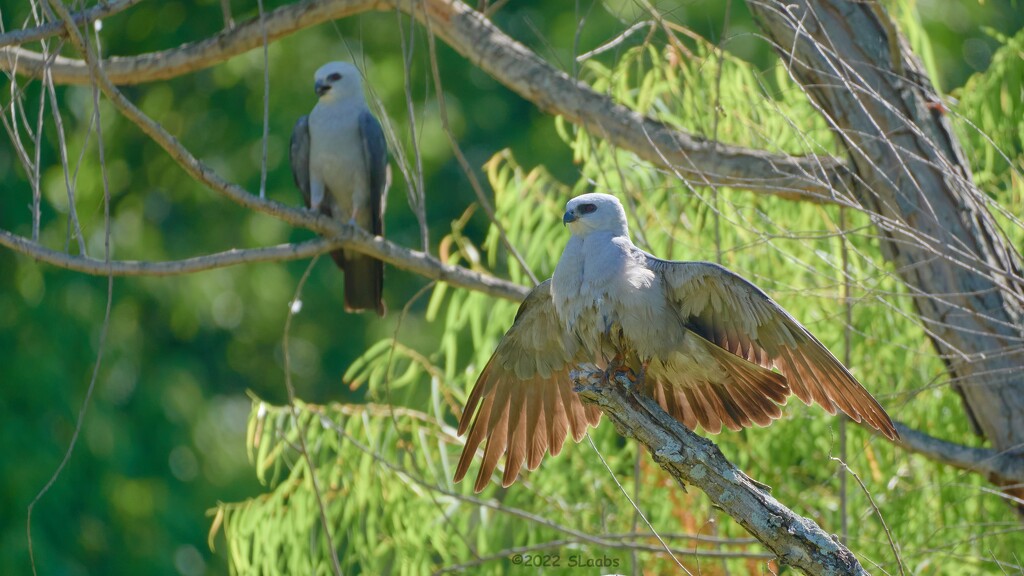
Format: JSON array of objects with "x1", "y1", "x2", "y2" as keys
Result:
[
  {"x1": 0, "y1": 226, "x2": 527, "y2": 301},
  {"x1": 0, "y1": 0, "x2": 141, "y2": 48},
  {"x1": 574, "y1": 367, "x2": 869, "y2": 575},
  {"x1": 894, "y1": 423, "x2": 1024, "y2": 484},
  {"x1": 0, "y1": 0, "x2": 852, "y2": 203}
]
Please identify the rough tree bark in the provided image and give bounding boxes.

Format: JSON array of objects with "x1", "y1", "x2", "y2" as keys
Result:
[{"x1": 748, "y1": 0, "x2": 1024, "y2": 505}]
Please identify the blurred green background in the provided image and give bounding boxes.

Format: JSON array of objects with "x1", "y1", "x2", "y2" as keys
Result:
[{"x1": 1, "y1": 0, "x2": 1022, "y2": 574}]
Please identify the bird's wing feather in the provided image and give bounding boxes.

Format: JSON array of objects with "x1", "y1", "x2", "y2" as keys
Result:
[
  {"x1": 651, "y1": 258, "x2": 897, "y2": 439},
  {"x1": 289, "y1": 115, "x2": 311, "y2": 208},
  {"x1": 334, "y1": 109, "x2": 388, "y2": 316},
  {"x1": 358, "y1": 110, "x2": 388, "y2": 237},
  {"x1": 455, "y1": 280, "x2": 601, "y2": 492}
]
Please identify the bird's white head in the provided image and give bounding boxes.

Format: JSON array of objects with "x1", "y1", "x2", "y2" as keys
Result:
[
  {"x1": 562, "y1": 193, "x2": 630, "y2": 237},
  {"x1": 313, "y1": 62, "x2": 364, "y2": 103}
]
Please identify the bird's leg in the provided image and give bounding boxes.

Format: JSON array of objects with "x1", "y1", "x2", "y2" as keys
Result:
[
  {"x1": 348, "y1": 205, "x2": 360, "y2": 227},
  {"x1": 602, "y1": 353, "x2": 624, "y2": 384},
  {"x1": 605, "y1": 351, "x2": 638, "y2": 389},
  {"x1": 635, "y1": 358, "x2": 651, "y2": 390}
]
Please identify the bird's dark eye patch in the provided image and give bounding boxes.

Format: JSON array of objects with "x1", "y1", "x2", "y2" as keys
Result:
[
  {"x1": 327, "y1": 72, "x2": 342, "y2": 82},
  {"x1": 578, "y1": 203, "x2": 597, "y2": 214}
]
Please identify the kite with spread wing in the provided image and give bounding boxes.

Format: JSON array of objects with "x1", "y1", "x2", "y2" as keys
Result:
[{"x1": 455, "y1": 193, "x2": 897, "y2": 492}]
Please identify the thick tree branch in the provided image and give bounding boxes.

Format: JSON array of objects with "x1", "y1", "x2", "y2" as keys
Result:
[
  {"x1": 894, "y1": 423, "x2": 1024, "y2": 484},
  {"x1": 0, "y1": 0, "x2": 852, "y2": 202},
  {"x1": 574, "y1": 368, "x2": 870, "y2": 575}
]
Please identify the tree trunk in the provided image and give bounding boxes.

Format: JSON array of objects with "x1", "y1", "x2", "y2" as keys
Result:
[{"x1": 749, "y1": 0, "x2": 1024, "y2": 504}]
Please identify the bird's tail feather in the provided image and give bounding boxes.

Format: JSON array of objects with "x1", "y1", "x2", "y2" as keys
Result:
[{"x1": 340, "y1": 250, "x2": 385, "y2": 316}]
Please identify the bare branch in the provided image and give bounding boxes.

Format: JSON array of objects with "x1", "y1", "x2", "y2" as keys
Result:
[
  {"x1": 424, "y1": 16, "x2": 539, "y2": 286},
  {"x1": 574, "y1": 367, "x2": 868, "y2": 575},
  {"x1": 0, "y1": 0, "x2": 851, "y2": 202},
  {"x1": 281, "y1": 260, "x2": 344, "y2": 576},
  {"x1": 0, "y1": 229, "x2": 528, "y2": 301},
  {"x1": 0, "y1": 0, "x2": 141, "y2": 48},
  {"x1": 894, "y1": 423, "x2": 1024, "y2": 484},
  {"x1": 28, "y1": 5, "x2": 115, "y2": 574}
]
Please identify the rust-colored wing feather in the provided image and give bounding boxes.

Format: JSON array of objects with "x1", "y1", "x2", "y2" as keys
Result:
[
  {"x1": 455, "y1": 280, "x2": 601, "y2": 492},
  {"x1": 652, "y1": 259, "x2": 898, "y2": 440}
]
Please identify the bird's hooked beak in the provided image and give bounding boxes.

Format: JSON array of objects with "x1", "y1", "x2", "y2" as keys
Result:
[
  {"x1": 562, "y1": 210, "x2": 577, "y2": 226},
  {"x1": 314, "y1": 80, "x2": 330, "y2": 97}
]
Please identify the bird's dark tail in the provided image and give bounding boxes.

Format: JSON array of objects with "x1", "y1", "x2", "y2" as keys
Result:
[{"x1": 336, "y1": 250, "x2": 385, "y2": 316}]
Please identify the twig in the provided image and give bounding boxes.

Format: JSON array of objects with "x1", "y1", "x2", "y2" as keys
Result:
[
  {"x1": 257, "y1": 0, "x2": 270, "y2": 198},
  {"x1": 282, "y1": 258, "x2": 344, "y2": 576},
  {"x1": 43, "y1": 64, "x2": 87, "y2": 256},
  {"x1": 28, "y1": 5, "x2": 114, "y2": 573},
  {"x1": 586, "y1": 434, "x2": 689, "y2": 573},
  {"x1": 422, "y1": 11, "x2": 538, "y2": 286},
  {"x1": 829, "y1": 455, "x2": 905, "y2": 575},
  {"x1": 220, "y1": 0, "x2": 236, "y2": 30},
  {"x1": 575, "y1": 20, "x2": 654, "y2": 63},
  {"x1": 394, "y1": 4, "x2": 430, "y2": 252}
]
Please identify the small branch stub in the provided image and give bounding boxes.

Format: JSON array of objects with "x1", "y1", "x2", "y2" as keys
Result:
[{"x1": 572, "y1": 366, "x2": 867, "y2": 576}]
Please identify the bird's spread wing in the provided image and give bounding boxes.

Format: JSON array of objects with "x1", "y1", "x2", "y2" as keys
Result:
[
  {"x1": 358, "y1": 110, "x2": 388, "y2": 237},
  {"x1": 289, "y1": 115, "x2": 311, "y2": 208},
  {"x1": 455, "y1": 280, "x2": 602, "y2": 492},
  {"x1": 651, "y1": 258, "x2": 897, "y2": 439}
]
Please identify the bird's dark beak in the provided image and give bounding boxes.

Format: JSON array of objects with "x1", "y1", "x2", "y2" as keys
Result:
[
  {"x1": 562, "y1": 210, "x2": 577, "y2": 225},
  {"x1": 314, "y1": 80, "x2": 329, "y2": 97}
]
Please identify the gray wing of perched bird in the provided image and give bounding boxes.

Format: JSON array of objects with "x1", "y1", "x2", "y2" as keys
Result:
[
  {"x1": 290, "y1": 61, "x2": 387, "y2": 316},
  {"x1": 289, "y1": 115, "x2": 312, "y2": 206},
  {"x1": 455, "y1": 192, "x2": 897, "y2": 492}
]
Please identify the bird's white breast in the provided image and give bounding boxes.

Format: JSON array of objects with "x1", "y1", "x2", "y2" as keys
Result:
[
  {"x1": 309, "y1": 100, "x2": 369, "y2": 217},
  {"x1": 552, "y1": 233, "x2": 676, "y2": 359}
]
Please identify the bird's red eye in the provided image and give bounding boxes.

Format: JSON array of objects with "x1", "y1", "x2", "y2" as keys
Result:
[
  {"x1": 579, "y1": 203, "x2": 597, "y2": 214},
  {"x1": 327, "y1": 72, "x2": 342, "y2": 82}
]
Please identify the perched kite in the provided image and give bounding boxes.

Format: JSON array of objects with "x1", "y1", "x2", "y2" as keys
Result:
[
  {"x1": 291, "y1": 61, "x2": 388, "y2": 315},
  {"x1": 455, "y1": 193, "x2": 897, "y2": 492}
]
